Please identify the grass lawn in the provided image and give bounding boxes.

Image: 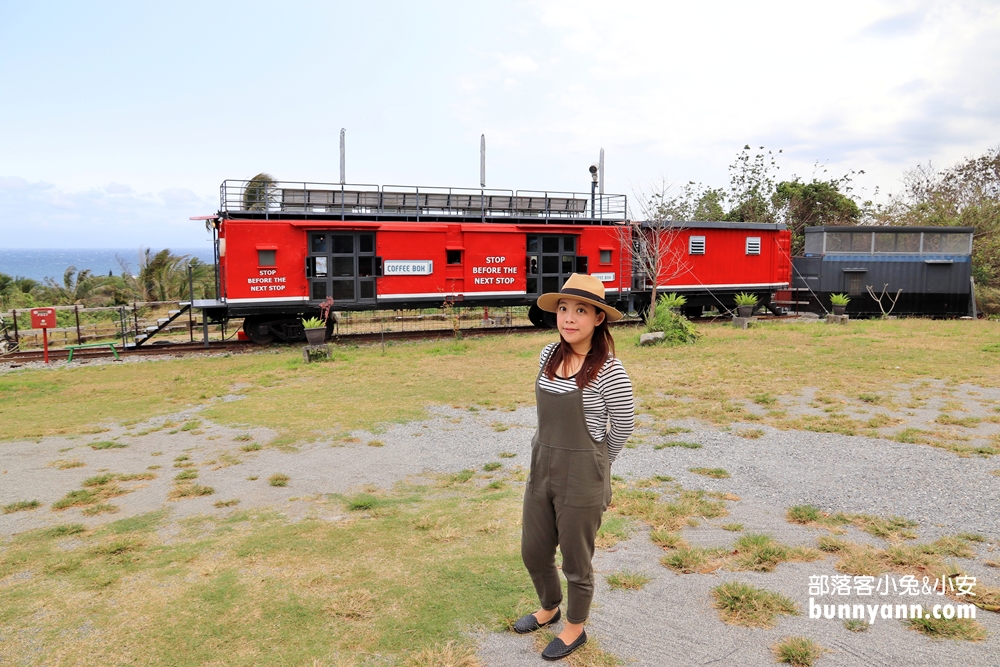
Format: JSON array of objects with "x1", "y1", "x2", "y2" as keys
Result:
[{"x1": 2, "y1": 318, "x2": 999, "y2": 446}]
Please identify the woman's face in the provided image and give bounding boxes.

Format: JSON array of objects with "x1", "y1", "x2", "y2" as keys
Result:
[{"x1": 556, "y1": 298, "x2": 605, "y2": 348}]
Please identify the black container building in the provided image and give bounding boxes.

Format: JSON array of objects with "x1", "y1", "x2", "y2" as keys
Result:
[{"x1": 791, "y1": 226, "x2": 974, "y2": 317}]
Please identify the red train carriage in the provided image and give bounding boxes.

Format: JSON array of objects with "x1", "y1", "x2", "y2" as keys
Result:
[
  {"x1": 191, "y1": 179, "x2": 792, "y2": 344},
  {"x1": 630, "y1": 221, "x2": 793, "y2": 318}
]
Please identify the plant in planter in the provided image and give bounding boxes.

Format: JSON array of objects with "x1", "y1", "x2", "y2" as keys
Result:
[
  {"x1": 301, "y1": 316, "x2": 326, "y2": 345},
  {"x1": 733, "y1": 292, "x2": 759, "y2": 318},
  {"x1": 829, "y1": 293, "x2": 850, "y2": 316},
  {"x1": 658, "y1": 292, "x2": 687, "y2": 314}
]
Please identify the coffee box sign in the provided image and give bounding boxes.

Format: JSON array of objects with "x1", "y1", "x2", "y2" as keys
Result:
[
  {"x1": 591, "y1": 272, "x2": 615, "y2": 282},
  {"x1": 384, "y1": 260, "x2": 433, "y2": 276}
]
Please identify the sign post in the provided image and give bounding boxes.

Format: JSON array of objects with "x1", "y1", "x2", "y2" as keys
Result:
[{"x1": 31, "y1": 308, "x2": 56, "y2": 364}]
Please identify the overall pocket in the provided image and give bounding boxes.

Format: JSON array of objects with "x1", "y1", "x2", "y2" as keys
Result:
[{"x1": 563, "y1": 449, "x2": 605, "y2": 508}]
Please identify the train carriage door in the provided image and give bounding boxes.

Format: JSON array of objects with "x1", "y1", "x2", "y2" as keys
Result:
[
  {"x1": 526, "y1": 234, "x2": 577, "y2": 296},
  {"x1": 307, "y1": 232, "x2": 377, "y2": 305}
]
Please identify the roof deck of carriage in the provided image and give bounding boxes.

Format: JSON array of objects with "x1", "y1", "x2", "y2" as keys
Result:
[{"x1": 219, "y1": 180, "x2": 628, "y2": 224}]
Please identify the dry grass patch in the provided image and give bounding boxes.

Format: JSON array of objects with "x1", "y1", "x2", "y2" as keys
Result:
[
  {"x1": 661, "y1": 547, "x2": 729, "y2": 574},
  {"x1": 605, "y1": 570, "x2": 652, "y2": 591},
  {"x1": 688, "y1": 467, "x2": 730, "y2": 479},
  {"x1": 729, "y1": 534, "x2": 822, "y2": 572},
  {"x1": 52, "y1": 472, "x2": 154, "y2": 511},
  {"x1": 498, "y1": 451, "x2": 517, "y2": 458},
  {"x1": 268, "y1": 473, "x2": 290, "y2": 487},
  {"x1": 710, "y1": 581, "x2": 797, "y2": 628},
  {"x1": 772, "y1": 636, "x2": 827, "y2": 666},
  {"x1": 721, "y1": 523, "x2": 744, "y2": 532},
  {"x1": 402, "y1": 641, "x2": 480, "y2": 667},
  {"x1": 168, "y1": 484, "x2": 214, "y2": 500},
  {"x1": 936, "y1": 414, "x2": 981, "y2": 427},
  {"x1": 735, "y1": 427, "x2": 765, "y2": 439},
  {"x1": 3, "y1": 500, "x2": 41, "y2": 514},
  {"x1": 787, "y1": 505, "x2": 917, "y2": 541},
  {"x1": 595, "y1": 515, "x2": 631, "y2": 549},
  {"x1": 654, "y1": 440, "x2": 702, "y2": 450},
  {"x1": 49, "y1": 459, "x2": 85, "y2": 469},
  {"x1": 907, "y1": 616, "x2": 987, "y2": 641},
  {"x1": 89, "y1": 440, "x2": 127, "y2": 450}
]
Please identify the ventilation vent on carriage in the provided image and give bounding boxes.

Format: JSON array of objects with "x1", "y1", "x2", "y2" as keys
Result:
[
  {"x1": 746, "y1": 237, "x2": 761, "y2": 255},
  {"x1": 689, "y1": 236, "x2": 706, "y2": 255}
]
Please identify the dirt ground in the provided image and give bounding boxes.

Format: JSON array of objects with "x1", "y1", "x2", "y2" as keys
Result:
[{"x1": 2, "y1": 380, "x2": 999, "y2": 666}]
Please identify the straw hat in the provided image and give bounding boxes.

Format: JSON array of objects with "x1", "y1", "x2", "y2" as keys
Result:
[{"x1": 536, "y1": 273, "x2": 623, "y2": 322}]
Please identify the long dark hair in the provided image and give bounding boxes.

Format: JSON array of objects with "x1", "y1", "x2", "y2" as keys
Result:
[{"x1": 544, "y1": 314, "x2": 615, "y2": 389}]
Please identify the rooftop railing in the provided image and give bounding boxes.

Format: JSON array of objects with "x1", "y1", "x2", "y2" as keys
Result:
[{"x1": 220, "y1": 180, "x2": 627, "y2": 223}]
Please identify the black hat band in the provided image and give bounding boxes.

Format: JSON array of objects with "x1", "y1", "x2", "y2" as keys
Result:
[{"x1": 558, "y1": 287, "x2": 607, "y2": 305}]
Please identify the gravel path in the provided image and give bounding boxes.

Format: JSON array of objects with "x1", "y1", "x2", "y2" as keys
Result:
[{"x1": 2, "y1": 400, "x2": 999, "y2": 666}]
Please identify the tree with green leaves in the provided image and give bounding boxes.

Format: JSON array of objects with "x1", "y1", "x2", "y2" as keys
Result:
[
  {"x1": 873, "y1": 146, "x2": 1000, "y2": 311},
  {"x1": 774, "y1": 177, "x2": 861, "y2": 254},
  {"x1": 243, "y1": 172, "x2": 276, "y2": 211}
]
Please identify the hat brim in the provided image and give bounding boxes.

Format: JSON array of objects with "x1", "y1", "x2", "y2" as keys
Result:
[{"x1": 536, "y1": 292, "x2": 623, "y2": 322}]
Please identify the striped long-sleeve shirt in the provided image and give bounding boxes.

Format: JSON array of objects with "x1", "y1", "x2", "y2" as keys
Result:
[{"x1": 536, "y1": 342, "x2": 635, "y2": 463}]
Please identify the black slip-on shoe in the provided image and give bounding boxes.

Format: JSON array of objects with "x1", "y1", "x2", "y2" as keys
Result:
[
  {"x1": 512, "y1": 608, "x2": 561, "y2": 634},
  {"x1": 541, "y1": 629, "x2": 587, "y2": 661}
]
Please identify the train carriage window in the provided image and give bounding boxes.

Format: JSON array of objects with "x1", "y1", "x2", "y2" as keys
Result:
[
  {"x1": 942, "y1": 233, "x2": 971, "y2": 254},
  {"x1": 527, "y1": 237, "x2": 539, "y2": 253},
  {"x1": 563, "y1": 237, "x2": 575, "y2": 252},
  {"x1": 873, "y1": 233, "x2": 896, "y2": 252},
  {"x1": 542, "y1": 276, "x2": 559, "y2": 294},
  {"x1": 332, "y1": 235, "x2": 354, "y2": 254},
  {"x1": 562, "y1": 255, "x2": 574, "y2": 273},
  {"x1": 257, "y1": 249, "x2": 276, "y2": 267},
  {"x1": 897, "y1": 233, "x2": 920, "y2": 252},
  {"x1": 804, "y1": 233, "x2": 823, "y2": 255},
  {"x1": 689, "y1": 236, "x2": 706, "y2": 255},
  {"x1": 314, "y1": 256, "x2": 328, "y2": 277},
  {"x1": 922, "y1": 233, "x2": 942, "y2": 253},
  {"x1": 527, "y1": 277, "x2": 538, "y2": 293},
  {"x1": 447, "y1": 250, "x2": 463, "y2": 264},
  {"x1": 360, "y1": 234, "x2": 374, "y2": 253},
  {"x1": 311, "y1": 236, "x2": 326, "y2": 253},
  {"x1": 331, "y1": 257, "x2": 355, "y2": 277},
  {"x1": 311, "y1": 282, "x2": 327, "y2": 300},
  {"x1": 331, "y1": 281, "x2": 354, "y2": 300},
  {"x1": 850, "y1": 232, "x2": 872, "y2": 252},
  {"x1": 599, "y1": 249, "x2": 612, "y2": 263},
  {"x1": 360, "y1": 281, "x2": 375, "y2": 299},
  {"x1": 745, "y1": 237, "x2": 761, "y2": 255},
  {"x1": 542, "y1": 237, "x2": 559, "y2": 253},
  {"x1": 358, "y1": 256, "x2": 374, "y2": 277},
  {"x1": 825, "y1": 232, "x2": 851, "y2": 252},
  {"x1": 542, "y1": 256, "x2": 559, "y2": 273}
]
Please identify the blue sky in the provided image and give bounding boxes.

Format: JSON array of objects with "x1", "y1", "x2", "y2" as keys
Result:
[{"x1": 1, "y1": 0, "x2": 998, "y2": 248}]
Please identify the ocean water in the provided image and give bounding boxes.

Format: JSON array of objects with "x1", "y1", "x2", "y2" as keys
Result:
[{"x1": 0, "y1": 248, "x2": 216, "y2": 282}]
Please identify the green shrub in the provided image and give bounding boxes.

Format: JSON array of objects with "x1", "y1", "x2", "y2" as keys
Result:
[
  {"x1": 302, "y1": 317, "x2": 324, "y2": 329},
  {"x1": 734, "y1": 292, "x2": 759, "y2": 307},
  {"x1": 643, "y1": 307, "x2": 699, "y2": 345}
]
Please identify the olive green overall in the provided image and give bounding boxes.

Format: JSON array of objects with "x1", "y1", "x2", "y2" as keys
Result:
[{"x1": 521, "y1": 365, "x2": 612, "y2": 625}]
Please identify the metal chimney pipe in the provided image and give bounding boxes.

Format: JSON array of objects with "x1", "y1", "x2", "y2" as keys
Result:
[
  {"x1": 340, "y1": 128, "x2": 346, "y2": 184},
  {"x1": 480, "y1": 134, "x2": 486, "y2": 188}
]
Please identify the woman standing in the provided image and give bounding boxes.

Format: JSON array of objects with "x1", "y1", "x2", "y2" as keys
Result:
[{"x1": 513, "y1": 274, "x2": 635, "y2": 661}]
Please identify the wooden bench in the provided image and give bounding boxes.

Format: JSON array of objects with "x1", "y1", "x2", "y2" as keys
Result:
[{"x1": 66, "y1": 342, "x2": 120, "y2": 362}]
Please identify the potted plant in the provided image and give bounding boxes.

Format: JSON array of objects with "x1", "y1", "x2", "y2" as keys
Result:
[
  {"x1": 734, "y1": 292, "x2": 758, "y2": 318},
  {"x1": 301, "y1": 316, "x2": 326, "y2": 345},
  {"x1": 659, "y1": 292, "x2": 687, "y2": 315},
  {"x1": 830, "y1": 293, "x2": 850, "y2": 316}
]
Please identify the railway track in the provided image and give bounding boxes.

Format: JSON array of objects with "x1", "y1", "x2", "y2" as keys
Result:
[
  {"x1": 0, "y1": 325, "x2": 542, "y2": 364},
  {"x1": 0, "y1": 315, "x2": 800, "y2": 365}
]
